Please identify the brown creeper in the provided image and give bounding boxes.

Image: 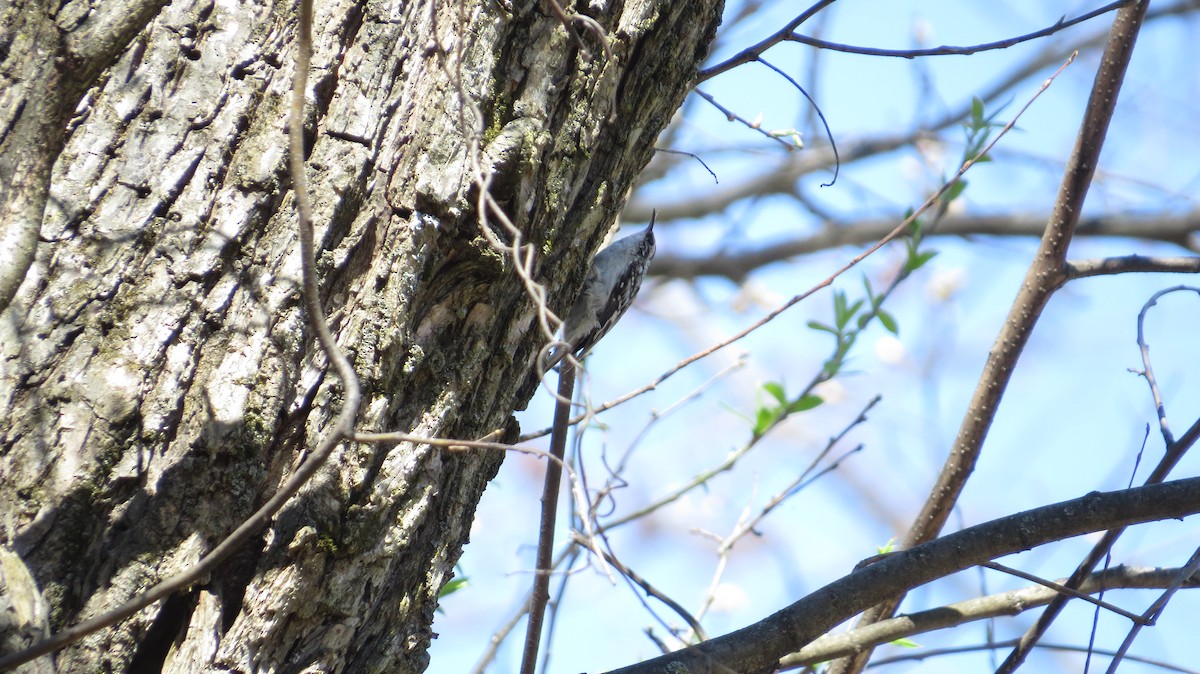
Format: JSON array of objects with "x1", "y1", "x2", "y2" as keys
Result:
[{"x1": 547, "y1": 213, "x2": 656, "y2": 370}]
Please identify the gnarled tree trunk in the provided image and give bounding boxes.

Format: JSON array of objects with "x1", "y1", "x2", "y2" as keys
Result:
[{"x1": 0, "y1": 0, "x2": 721, "y2": 670}]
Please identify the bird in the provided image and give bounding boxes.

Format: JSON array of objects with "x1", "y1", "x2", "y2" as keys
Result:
[{"x1": 544, "y1": 213, "x2": 656, "y2": 372}]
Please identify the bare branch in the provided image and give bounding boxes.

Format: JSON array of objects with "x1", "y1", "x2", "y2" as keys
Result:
[
  {"x1": 652, "y1": 214, "x2": 1200, "y2": 281},
  {"x1": 469, "y1": 546, "x2": 577, "y2": 674},
  {"x1": 574, "y1": 533, "x2": 708, "y2": 642},
  {"x1": 781, "y1": 565, "x2": 1199, "y2": 668},
  {"x1": 871, "y1": 640, "x2": 1199, "y2": 673},
  {"x1": 603, "y1": 476, "x2": 1200, "y2": 674},
  {"x1": 653, "y1": 148, "x2": 720, "y2": 184},
  {"x1": 1135, "y1": 287, "x2": 1200, "y2": 455},
  {"x1": 694, "y1": 88, "x2": 802, "y2": 151},
  {"x1": 786, "y1": 1, "x2": 1132, "y2": 59},
  {"x1": 1001, "y1": 420, "x2": 1200, "y2": 667},
  {"x1": 698, "y1": 0, "x2": 836, "y2": 82},
  {"x1": 1066, "y1": 255, "x2": 1200, "y2": 279},
  {"x1": 1106, "y1": 547, "x2": 1200, "y2": 673}
]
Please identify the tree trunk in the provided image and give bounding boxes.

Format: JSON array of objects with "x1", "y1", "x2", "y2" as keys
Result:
[{"x1": 0, "y1": 0, "x2": 722, "y2": 671}]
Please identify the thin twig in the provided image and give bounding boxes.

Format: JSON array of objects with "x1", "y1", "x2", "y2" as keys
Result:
[
  {"x1": 1105, "y1": 545, "x2": 1200, "y2": 673},
  {"x1": 469, "y1": 546, "x2": 578, "y2": 674},
  {"x1": 756, "y1": 58, "x2": 838, "y2": 186},
  {"x1": 538, "y1": 548, "x2": 581, "y2": 674},
  {"x1": 718, "y1": 396, "x2": 880, "y2": 554},
  {"x1": 780, "y1": 565, "x2": 1200, "y2": 669},
  {"x1": 646, "y1": 3, "x2": 1200, "y2": 230},
  {"x1": 353, "y1": 429, "x2": 599, "y2": 558},
  {"x1": 864, "y1": 639, "x2": 1199, "y2": 673},
  {"x1": 687, "y1": 400, "x2": 875, "y2": 629},
  {"x1": 998, "y1": 414, "x2": 1200, "y2": 670},
  {"x1": 520, "y1": 361, "x2": 577, "y2": 674},
  {"x1": 694, "y1": 88, "x2": 802, "y2": 151},
  {"x1": 1134, "y1": 286, "x2": 1200, "y2": 447},
  {"x1": 610, "y1": 356, "x2": 747, "y2": 478},
  {"x1": 699, "y1": 0, "x2": 837, "y2": 82},
  {"x1": 574, "y1": 532, "x2": 709, "y2": 641},
  {"x1": 787, "y1": 1, "x2": 1132, "y2": 59},
  {"x1": 653, "y1": 147, "x2": 720, "y2": 183},
  {"x1": 980, "y1": 561, "x2": 1148, "y2": 624}
]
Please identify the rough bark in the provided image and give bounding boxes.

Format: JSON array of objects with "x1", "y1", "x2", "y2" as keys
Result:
[
  {"x1": 0, "y1": 0, "x2": 170, "y2": 310},
  {"x1": 0, "y1": 0, "x2": 722, "y2": 671}
]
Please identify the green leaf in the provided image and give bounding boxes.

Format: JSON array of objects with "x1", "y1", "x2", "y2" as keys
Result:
[
  {"x1": 835, "y1": 298, "x2": 864, "y2": 330},
  {"x1": 787, "y1": 395, "x2": 823, "y2": 414},
  {"x1": 943, "y1": 179, "x2": 967, "y2": 202},
  {"x1": 877, "y1": 310, "x2": 899, "y2": 335},
  {"x1": 763, "y1": 381, "x2": 787, "y2": 406},
  {"x1": 970, "y1": 96, "x2": 985, "y2": 127},
  {"x1": 861, "y1": 275, "x2": 876, "y2": 303},
  {"x1": 439, "y1": 576, "x2": 469, "y2": 598},
  {"x1": 891, "y1": 638, "x2": 920, "y2": 648},
  {"x1": 832, "y1": 289, "x2": 847, "y2": 316},
  {"x1": 807, "y1": 320, "x2": 836, "y2": 335},
  {"x1": 754, "y1": 407, "x2": 780, "y2": 436},
  {"x1": 877, "y1": 539, "x2": 896, "y2": 554},
  {"x1": 904, "y1": 249, "x2": 939, "y2": 273}
]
